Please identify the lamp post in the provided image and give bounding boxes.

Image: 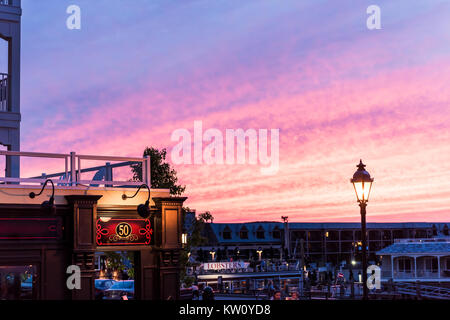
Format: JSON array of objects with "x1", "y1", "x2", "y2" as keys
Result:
[
  {"x1": 209, "y1": 248, "x2": 216, "y2": 261},
  {"x1": 350, "y1": 160, "x2": 373, "y2": 300},
  {"x1": 257, "y1": 247, "x2": 263, "y2": 261}
]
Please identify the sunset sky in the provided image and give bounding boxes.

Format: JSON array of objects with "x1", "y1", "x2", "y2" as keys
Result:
[{"x1": 13, "y1": 0, "x2": 450, "y2": 222}]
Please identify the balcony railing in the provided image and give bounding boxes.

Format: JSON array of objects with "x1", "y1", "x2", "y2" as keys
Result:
[
  {"x1": 393, "y1": 271, "x2": 415, "y2": 279},
  {"x1": 389, "y1": 270, "x2": 450, "y2": 279},
  {"x1": 0, "y1": 73, "x2": 8, "y2": 112},
  {"x1": 0, "y1": 0, "x2": 21, "y2": 6},
  {"x1": 0, "y1": 0, "x2": 22, "y2": 7},
  {"x1": 0, "y1": 150, "x2": 151, "y2": 188},
  {"x1": 394, "y1": 238, "x2": 450, "y2": 243},
  {"x1": 417, "y1": 270, "x2": 439, "y2": 278}
]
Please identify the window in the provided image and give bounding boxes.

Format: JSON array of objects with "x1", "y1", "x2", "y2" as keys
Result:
[
  {"x1": 341, "y1": 231, "x2": 353, "y2": 241},
  {"x1": 308, "y1": 231, "x2": 322, "y2": 241},
  {"x1": 415, "y1": 229, "x2": 427, "y2": 238},
  {"x1": 0, "y1": 265, "x2": 35, "y2": 300},
  {"x1": 369, "y1": 241, "x2": 382, "y2": 251},
  {"x1": 240, "y1": 227, "x2": 248, "y2": 239},
  {"x1": 382, "y1": 230, "x2": 391, "y2": 241},
  {"x1": 341, "y1": 242, "x2": 353, "y2": 252},
  {"x1": 293, "y1": 230, "x2": 306, "y2": 240},
  {"x1": 256, "y1": 226, "x2": 265, "y2": 239},
  {"x1": 223, "y1": 227, "x2": 232, "y2": 240},
  {"x1": 326, "y1": 242, "x2": 339, "y2": 252},
  {"x1": 393, "y1": 230, "x2": 404, "y2": 239},
  {"x1": 327, "y1": 231, "x2": 339, "y2": 241},
  {"x1": 432, "y1": 225, "x2": 438, "y2": 236},
  {"x1": 444, "y1": 224, "x2": 449, "y2": 236},
  {"x1": 272, "y1": 228, "x2": 281, "y2": 239},
  {"x1": 424, "y1": 257, "x2": 438, "y2": 272},
  {"x1": 369, "y1": 230, "x2": 381, "y2": 241},
  {"x1": 398, "y1": 258, "x2": 412, "y2": 272}
]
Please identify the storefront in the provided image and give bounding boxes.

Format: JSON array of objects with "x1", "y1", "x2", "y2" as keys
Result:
[{"x1": 0, "y1": 186, "x2": 186, "y2": 300}]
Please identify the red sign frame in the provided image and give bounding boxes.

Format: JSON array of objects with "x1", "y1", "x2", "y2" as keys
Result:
[{"x1": 96, "y1": 218, "x2": 153, "y2": 246}]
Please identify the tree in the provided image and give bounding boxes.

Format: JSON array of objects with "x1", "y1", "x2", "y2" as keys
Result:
[
  {"x1": 179, "y1": 209, "x2": 214, "y2": 286},
  {"x1": 104, "y1": 251, "x2": 135, "y2": 280},
  {"x1": 198, "y1": 211, "x2": 214, "y2": 223},
  {"x1": 131, "y1": 147, "x2": 185, "y2": 195}
]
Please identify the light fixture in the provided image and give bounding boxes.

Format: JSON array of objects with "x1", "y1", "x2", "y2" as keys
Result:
[
  {"x1": 182, "y1": 232, "x2": 188, "y2": 247},
  {"x1": 209, "y1": 248, "x2": 216, "y2": 261},
  {"x1": 350, "y1": 159, "x2": 374, "y2": 300},
  {"x1": 29, "y1": 179, "x2": 56, "y2": 214},
  {"x1": 122, "y1": 184, "x2": 151, "y2": 218},
  {"x1": 99, "y1": 217, "x2": 112, "y2": 223},
  {"x1": 350, "y1": 160, "x2": 374, "y2": 203},
  {"x1": 256, "y1": 247, "x2": 263, "y2": 261}
]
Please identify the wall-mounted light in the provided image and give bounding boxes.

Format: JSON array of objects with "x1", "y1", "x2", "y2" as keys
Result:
[
  {"x1": 29, "y1": 179, "x2": 56, "y2": 214},
  {"x1": 181, "y1": 233, "x2": 188, "y2": 247},
  {"x1": 99, "y1": 217, "x2": 112, "y2": 223},
  {"x1": 122, "y1": 184, "x2": 151, "y2": 218}
]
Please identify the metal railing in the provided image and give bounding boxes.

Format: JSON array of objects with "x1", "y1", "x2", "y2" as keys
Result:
[
  {"x1": 395, "y1": 238, "x2": 450, "y2": 243},
  {"x1": 416, "y1": 270, "x2": 439, "y2": 278},
  {"x1": 0, "y1": 0, "x2": 20, "y2": 6},
  {"x1": 0, "y1": 73, "x2": 8, "y2": 111},
  {"x1": 393, "y1": 271, "x2": 415, "y2": 279},
  {"x1": 0, "y1": 1, "x2": 22, "y2": 8},
  {"x1": 0, "y1": 150, "x2": 151, "y2": 188},
  {"x1": 396, "y1": 282, "x2": 450, "y2": 300}
]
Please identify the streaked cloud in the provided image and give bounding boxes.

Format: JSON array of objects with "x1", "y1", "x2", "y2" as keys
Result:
[{"x1": 16, "y1": 0, "x2": 450, "y2": 223}]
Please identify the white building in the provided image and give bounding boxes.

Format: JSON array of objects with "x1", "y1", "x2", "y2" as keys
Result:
[{"x1": 377, "y1": 238, "x2": 450, "y2": 283}]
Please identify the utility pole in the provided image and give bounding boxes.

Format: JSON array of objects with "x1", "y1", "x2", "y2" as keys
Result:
[
  {"x1": 281, "y1": 216, "x2": 290, "y2": 260},
  {"x1": 300, "y1": 238, "x2": 305, "y2": 298}
]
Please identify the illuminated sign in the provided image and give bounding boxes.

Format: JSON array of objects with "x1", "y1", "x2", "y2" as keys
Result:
[
  {"x1": 201, "y1": 261, "x2": 249, "y2": 271},
  {"x1": 96, "y1": 218, "x2": 153, "y2": 246}
]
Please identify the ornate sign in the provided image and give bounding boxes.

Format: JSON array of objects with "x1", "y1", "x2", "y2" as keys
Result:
[{"x1": 96, "y1": 218, "x2": 153, "y2": 246}]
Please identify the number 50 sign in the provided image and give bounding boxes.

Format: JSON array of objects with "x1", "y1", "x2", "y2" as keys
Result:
[{"x1": 96, "y1": 218, "x2": 153, "y2": 246}]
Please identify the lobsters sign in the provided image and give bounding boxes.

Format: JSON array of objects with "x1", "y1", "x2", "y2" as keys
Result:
[
  {"x1": 201, "y1": 261, "x2": 249, "y2": 271},
  {"x1": 96, "y1": 218, "x2": 153, "y2": 246}
]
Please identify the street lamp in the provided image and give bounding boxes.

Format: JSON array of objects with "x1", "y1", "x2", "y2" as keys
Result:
[
  {"x1": 256, "y1": 247, "x2": 263, "y2": 261},
  {"x1": 209, "y1": 248, "x2": 216, "y2": 261},
  {"x1": 350, "y1": 159, "x2": 373, "y2": 300}
]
